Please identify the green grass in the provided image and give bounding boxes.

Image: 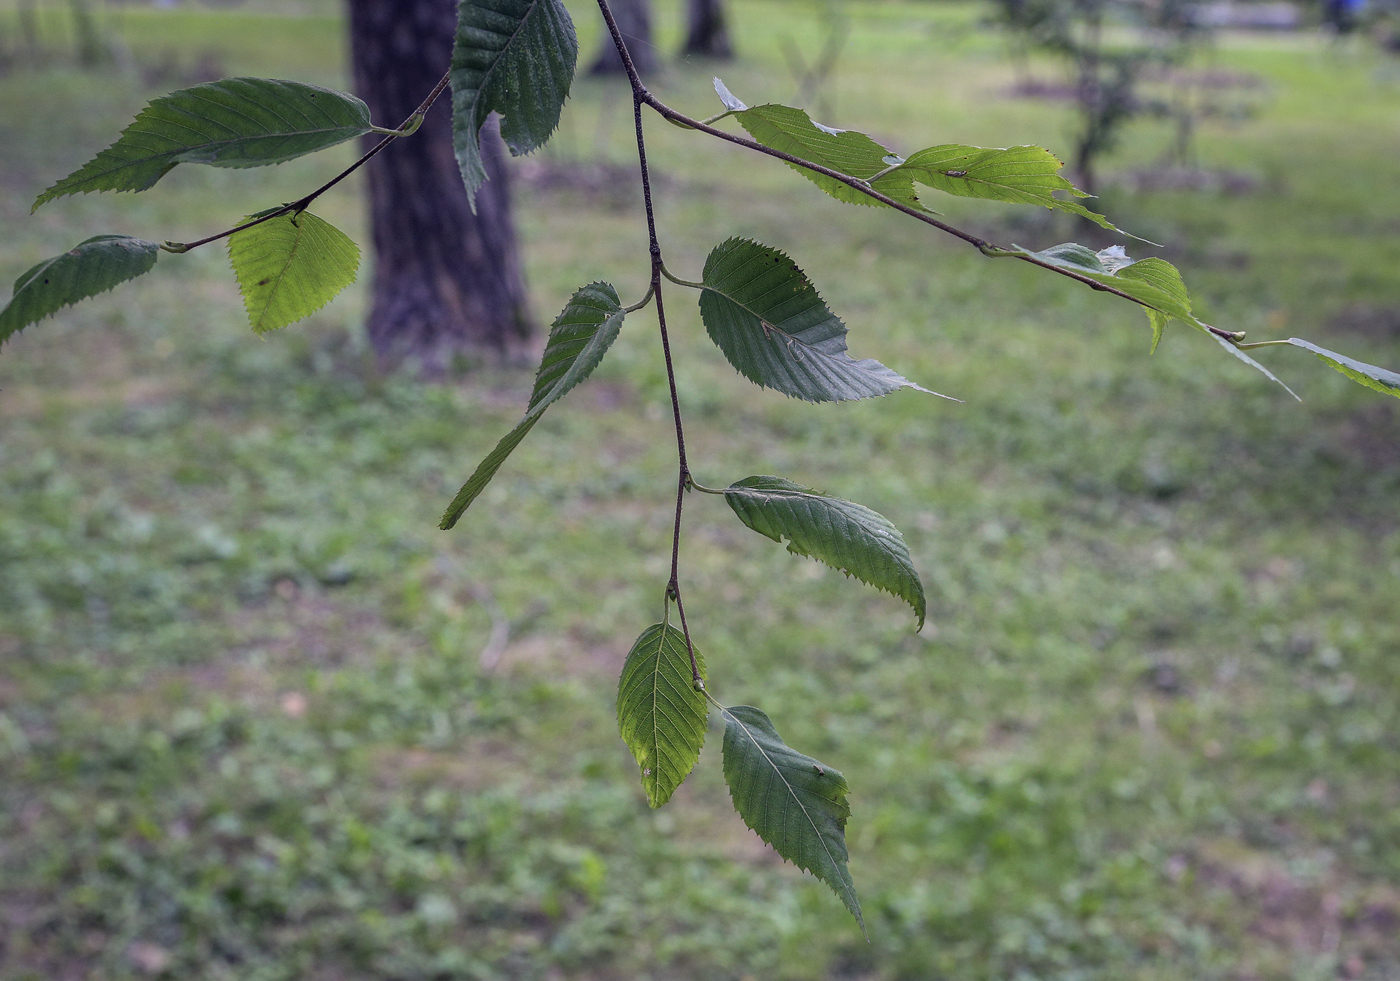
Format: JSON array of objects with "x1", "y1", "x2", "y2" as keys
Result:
[{"x1": 2, "y1": 2, "x2": 1400, "y2": 979}]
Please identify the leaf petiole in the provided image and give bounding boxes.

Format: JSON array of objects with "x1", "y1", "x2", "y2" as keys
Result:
[
  {"x1": 686, "y1": 476, "x2": 726, "y2": 495},
  {"x1": 660, "y1": 265, "x2": 704, "y2": 290}
]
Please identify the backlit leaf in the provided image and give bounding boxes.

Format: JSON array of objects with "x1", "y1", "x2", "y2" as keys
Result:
[
  {"x1": 228, "y1": 211, "x2": 360, "y2": 333},
  {"x1": 452, "y1": 0, "x2": 577, "y2": 204},
  {"x1": 723, "y1": 476, "x2": 925, "y2": 628},
  {"x1": 617, "y1": 623, "x2": 708, "y2": 807},
  {"x1": 721, "y1": 704, "x2": 864, "y2": 934},
  {"x1": 34, "y1": 78, "x2": 372, "y2": 209},
  {"x1": 1009, "y1": 242, "x2": 1202, "y2": 332},
  {"x1": 0, "y1": 235, "x2": 158, "y2": 343},
  {"x1": 440, "y1": 282, "x2": 623, "y2": 528},
  {"x1": 893, "y1": 144, "x2": 1117, "y2": 231},
  {"x1": 698, "y1": 238, "x2": 949, "y2": 402},
  {"x1": 712, "y1": 83, "x2": 920, "y2": 209}
]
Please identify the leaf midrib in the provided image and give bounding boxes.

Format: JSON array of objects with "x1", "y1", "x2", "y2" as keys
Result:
[
  {"x1": 71, "y1": 122, "x2": 362, "y2": 186},
  {"x1": 703, "y1": 256, "x2": 842, "y2": 363},
  {"x1": 251, "y1": 217, "x2": 307, "y2": 331},
  {"x1": 726, "y1": 709, "x2": 851, "y2": 900},
  {"x1": 460, "y1": 0, "x2": 547, "y2": 126}
]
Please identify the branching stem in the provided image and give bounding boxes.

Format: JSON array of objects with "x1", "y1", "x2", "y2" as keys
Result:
[
  {"x1": 624, "y1": 71, "x2": 1244, "y2": 342},
  {"x1": 161, "y1": 69, "x2": 452, "y2": 254},
  {"x1": 596, "y1": 0, "x2": 702, "y2": 686}
]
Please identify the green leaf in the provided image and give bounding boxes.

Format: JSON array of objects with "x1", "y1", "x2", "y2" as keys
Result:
[
  {"x1": 452, "y1": 0, "x2": 577, "y2": 204},
  {"x1": 698, "y1": 238, "x2": 951, "y2": 402},
  {"x1": 721, "y1": 704, "x2": 864, "y2": 934},
  {"x1": 440, "y1": 282, "x2": 624, "y2": 529},
  {"x1": 0, "y1": 235, "x2": 159, "y2": 343},
  {"x1": 1284, "y1": 338, "x2": 1400, "y2": 399},
  {"x1": 617, "y1": 623, "x2": 708, "y2": 808},
  {"x1": 1004, "y1": 242, "x2": 1299, "y2": 394},
  {"x1": 228, "y1": 211, "x2": 360, "y2": 334},
  {"x1": 893, "y1": 144, "x2": 1117, "y2": 231},
  {"x1": 713, "y1": 86, "x2": 922, "y2": 210},
  {"x1": 1009, "y1": 242, "x2": 1203, "y2": 333},
  {"x1": 34, "y1": 78, "x2": 373, "y2": 209},
  {"x1": 723, "y1": 476, "x2": 926, "y2": 629}
]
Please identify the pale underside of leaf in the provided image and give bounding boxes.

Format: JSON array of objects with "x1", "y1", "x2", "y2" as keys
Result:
[
  {"x1": 721, "y1": 704, "x2": 865, "y2": 935},
  {"x1": 228, "y1": 211, "x2": 360, "y2": 334},
  {"x1": 1285, "y1": 338, "x2": 1400, "y2": 400},
  {"x1": 439, "y1": 282, "x2": 624, "y2": 529},
  {"x1": 698, "y1": 237, "x2": 949, "y2": 403},
  {"x1": 724, "y1": 476, "x2": 925, "y2": 629},
  {"x1": 1, "y1": 235, "x2": 159, "y2": 344},
  {"x1": 451, "y1": 0, "x2": 577, "y2": 203},
  {"x1": 617, "y1": 623, "x2": 708, "y2": 808},
  {"x1": 34, "y1": 78, "x2": 373, "y2": 209}
]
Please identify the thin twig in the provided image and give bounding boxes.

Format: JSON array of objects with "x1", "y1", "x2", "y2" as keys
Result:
[
  {"x1": 631, "y1": 79, "x2": 1243, "y2": 341},
  {"x1": 163, "y1": 70, "x2": 453, "y2": 254},
  {"x1": 596, "y1": 0, "x2": 703, "y2": 686}
]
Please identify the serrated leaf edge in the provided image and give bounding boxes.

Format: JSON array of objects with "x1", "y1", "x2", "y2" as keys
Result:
[{"x1": 721, "y1": 705, "x2": 866, "y2": 936}]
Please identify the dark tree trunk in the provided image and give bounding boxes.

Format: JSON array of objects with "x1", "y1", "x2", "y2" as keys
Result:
[
  {"x1": 349, "y1": 0, "x2": 532, "y2": 371},
  {"x1": 590, "y1": 0, "x2": 656, "y2": 76},
  {"x1": 681, "y1": 0, "x2": 732, "y2": 59}
]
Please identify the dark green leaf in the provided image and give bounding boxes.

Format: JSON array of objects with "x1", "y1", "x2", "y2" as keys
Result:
[
  {"x1": 724, "y1": 476, "x2": 925, "y2": 628},
  {"x1": 0, "y1": 235, "x2": 159, "y2": 343},
  {"x1": 228, "y1": 211, "x2": 360, "y2": 333},
  {"x1": 452, "y1": 0, "x2": 577, "y2": 203},
  {"x1": 712, "y1": 86, "x2": 921, "y2": 210},
  {"x1": 698, "y1": 238, "x2": 950, "y2": 402},
  {"x1": 721, "y1": 704, "x2": 864, "y2": 934},
  {"x1": 617, "y1": 623, "x2": 708, "y2": 808},
  {"x1": 34, "y1": 79, "x2": 372, "y2": 209},
  {"x1": 893, "y1": 144, "x2": 1117, "y2": 231},
  {"x1": 1285, "y1": 338, "x2": 1400, "y2": 399},
  {"x1": 440, "y1": 283, "x2": 623, "y2": 528}
]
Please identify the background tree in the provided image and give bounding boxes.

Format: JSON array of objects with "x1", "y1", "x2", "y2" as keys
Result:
[
  {"x1": 682, "y1": 0, "x2": 734, "y2": 59},
  {"x1": 590, "y1": 0, "x2": 656, "y2": 74},
  {"x1": 349, "y1": 0, "x2": 532, "y2": 369}
]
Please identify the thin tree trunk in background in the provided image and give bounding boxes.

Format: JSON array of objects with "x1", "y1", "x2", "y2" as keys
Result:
[
  {"x1": 590, "y1": 0, "x2": 655, "y2": 75},
  {"x1": 349, "y1": 0, "x2": 532, "y2": 371},
  {"x1": 681, "y1": 0, "x2": 732, "y2": 59},
  {"x1": 18, "y1": 0, "x2": 39, "y2": 62}
]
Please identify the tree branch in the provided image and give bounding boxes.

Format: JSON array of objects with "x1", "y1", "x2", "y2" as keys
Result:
[
  {"x1": 163, "y1": 69, "x2": 452, "y2": 254},
  {"x1": 596, "y1": 0, "x2": 702, "y2": 685},
  {"x1": 632, "y1": 78, "x2": 1243, "y2": 342}
]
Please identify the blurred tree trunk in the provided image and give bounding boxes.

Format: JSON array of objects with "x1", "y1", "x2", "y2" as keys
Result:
[
  {"x1": 590, "y1": 0, "x2": 656, "y2": 75},
  {"x1": 681, "y1": 0, "x2": 732, "y2": 59},
  {"x1": 348, "y1": 0, "x2": 532, "y2": 371}
]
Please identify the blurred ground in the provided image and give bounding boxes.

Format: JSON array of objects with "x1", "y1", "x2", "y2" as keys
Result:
[{"x1": 1, "y1": 1, "x2": 1399, "y2": 979}]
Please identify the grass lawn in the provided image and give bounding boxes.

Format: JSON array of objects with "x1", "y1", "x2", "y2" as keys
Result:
[{"x1": 1, "y1": 1, "x2": 1399, "y2": 978}]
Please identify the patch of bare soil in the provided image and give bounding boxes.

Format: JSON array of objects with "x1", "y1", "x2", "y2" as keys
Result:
[
  {"x1": 228, "y1": 586, "x2": 400, "y2": 670},
  {"x1": 1327, "y1": 304, "x2": 1400, "y2": 342},
  {"x1": 514, "y1": 159, "x2": 661, "y2": 211},
  {"x1": 1122, "y1": 166, "x2": 1263, "y2": 195},
  {"x1": 1330, "y1": 401, "x2": 1400, "y2": 471},
  {"x1": 1186, "y1": 838, "x2": 1400, "y2": 979}
]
